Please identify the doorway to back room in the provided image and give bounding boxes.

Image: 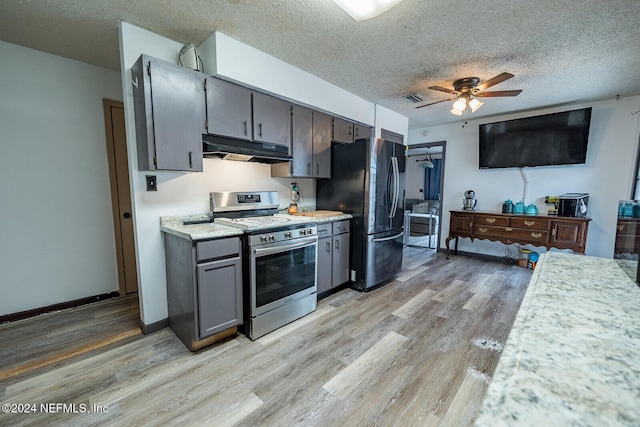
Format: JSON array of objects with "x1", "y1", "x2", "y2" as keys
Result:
[{"x1": 405, "y1": 141, "x2": 446, "y2": 250}]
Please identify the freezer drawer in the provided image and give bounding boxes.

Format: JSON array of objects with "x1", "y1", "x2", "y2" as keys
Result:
[{"x1": 362, "y1": 229, "x2": 404, "y2": 290}]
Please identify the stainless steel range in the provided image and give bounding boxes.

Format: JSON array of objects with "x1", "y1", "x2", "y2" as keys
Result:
[{"x1": 211, "y1": 191, "x2": 318, "y2": 340}]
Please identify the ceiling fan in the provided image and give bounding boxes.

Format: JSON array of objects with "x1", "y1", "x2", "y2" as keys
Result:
[{"x1": 415, "y1": 72, "x2": 522, "y2": 115}]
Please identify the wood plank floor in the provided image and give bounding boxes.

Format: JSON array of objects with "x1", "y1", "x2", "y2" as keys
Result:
[{"x1": 0, "y1": 249, "x2": 532, "y2": 426}]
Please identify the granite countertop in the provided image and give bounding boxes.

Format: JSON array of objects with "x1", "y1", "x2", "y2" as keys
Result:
[
  {"x1": 160, "y1": 213, "x2": 352, "y2": 241},
  {"x1": 292, "y1": 213, "x2": 353, "y2": 224},
  {"x1": 475, "y1": 252, "x2": 640, "y2": 426},
  {"x1": 160, "y1": 215, "x2": 244, "y2": 241}
]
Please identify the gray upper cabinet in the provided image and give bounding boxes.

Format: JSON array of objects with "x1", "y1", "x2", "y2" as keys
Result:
[
  {"x1": 332, "y1": 117, "x2": 354, "y2": 144},
  {"x1": 252, "y1": 92, "x2": 292, "y2": 150},
  {"x1": 131, "y1": 55, "x2": 204, "y2": 172},
  {"x1": 291, "y1": 104, "x2": 313, "y2": 177},
  {"x1": 313, "y1": 111, "x2": 332, "y2": 178},
  {"x1": 271, "y1": 107, "x2": 331, "y2": 178},
  {"x1": 354, "y1": 123, "x2": 371, "y2": 140},
  {"x1": 205, "y1": 78, "x2": 252, "y2": 141}
]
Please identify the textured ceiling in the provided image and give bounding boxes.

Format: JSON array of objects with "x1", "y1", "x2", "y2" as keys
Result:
[{"x1": 1, "y1": 0, "x2": 639, "y2": 129}]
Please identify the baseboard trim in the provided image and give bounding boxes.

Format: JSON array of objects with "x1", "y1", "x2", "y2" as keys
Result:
[
  {"x1": 0, "y1": 291, "x2": 121, "y2": 324},
  {"x1": 139, "y1": 317, "x2": 169, "y2": 335}
]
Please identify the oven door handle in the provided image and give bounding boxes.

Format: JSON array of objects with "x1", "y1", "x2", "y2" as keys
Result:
[
  {"x1": 252, "y1": 236, "x2": 318, "y2": 257},
  {"x1": 372, "y1": 231, "x2": 404, "y2": 242}
]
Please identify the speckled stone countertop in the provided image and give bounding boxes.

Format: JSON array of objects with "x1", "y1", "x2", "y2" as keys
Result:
[
  {"x1": 160, "y1": 213, "x2": 352, "y2": 241},
  {"x1": 290, "y1": 213, "x2": 353, "y2": 224},
  {"x1": 475, "y1": 252, "x2": 640, "y2": 426},
  {"x1": 160, "y1": 215, "x2": 244, "y2": 241}
]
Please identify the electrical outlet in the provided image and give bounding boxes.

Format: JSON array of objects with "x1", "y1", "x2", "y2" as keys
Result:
[{"x1": 146, "y1": 175, "x2": 157, "y2": 191}]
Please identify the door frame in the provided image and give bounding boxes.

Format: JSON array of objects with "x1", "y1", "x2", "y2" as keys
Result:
[
  {"x1": 406, "y1": 140, "x2": 446, "y2": 250},
  {"x1": 102, "y1": 99, "x2": 138, "y2": 296}
]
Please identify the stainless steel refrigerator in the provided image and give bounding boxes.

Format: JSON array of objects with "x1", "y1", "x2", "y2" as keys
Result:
[{"x1": 316, "y1": 134, "x2": 405, "y2": 291}]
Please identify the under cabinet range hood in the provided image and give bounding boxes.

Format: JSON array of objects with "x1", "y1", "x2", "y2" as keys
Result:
[{"x1": 202, "y1": 134, "x2": 292, "y2": 164}]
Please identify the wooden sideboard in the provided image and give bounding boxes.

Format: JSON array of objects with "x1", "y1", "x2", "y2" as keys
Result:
[
  {"x1": 446, "y1": 210, "x2": 591, "y2": 258},
  {"x1": 614, "y1": 218, "x2": 640, "y2": 254}
]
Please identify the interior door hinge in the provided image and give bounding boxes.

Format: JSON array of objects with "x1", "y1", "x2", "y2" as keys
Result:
[
  {"x1": 153, "y1": 155, "x2": 157, "y2": 166},
  {"x1": 146, "y1": 63, "x2": 151, "y2": 77},
  {"x1": 203, "y1": 79, "x2": 207, "y2": 91}
]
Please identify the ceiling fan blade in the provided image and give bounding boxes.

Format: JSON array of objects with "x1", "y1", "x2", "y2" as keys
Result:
[
  {"x1": 415, "y1": 98, "x2": 455, "y2": 109},
  {"x1": 428, "y1": 86, "x2": 459, "y2": 95},
  {"x1": 476, "y1": 73, "x2": 514, "y2": 91},
  {"x1": 476, "y1": 90, "x2": 523, "y2": 97}
]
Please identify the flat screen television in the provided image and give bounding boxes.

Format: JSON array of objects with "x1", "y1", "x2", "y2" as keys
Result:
[{"x1": 478, "y1": 107, "x2": 592, "y2": 169}]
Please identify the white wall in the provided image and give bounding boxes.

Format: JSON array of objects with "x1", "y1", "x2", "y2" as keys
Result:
[
  {"x1": 375, "y1": 104, "x2": 409, "y2": 141},
  {"x1": 409, "y1": 97, "x2": 640, "y2": 258},
  {"x1": 198, "y1": 32, "x2": 374, "y2": 126},
  {"x1": 0, "y1": 40, "x2": 123, "y2": 315},
  {"x1": 119, "y1": 23, "x2": 407, "y2": 326}
]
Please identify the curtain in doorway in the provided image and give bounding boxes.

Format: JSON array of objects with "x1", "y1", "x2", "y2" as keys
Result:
[{"x1": 423, "y1": 159, "x2": 442, "y2": 200}]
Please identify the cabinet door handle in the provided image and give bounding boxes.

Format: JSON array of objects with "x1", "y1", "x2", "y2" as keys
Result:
[
  {"x1": 531, "y1": 232, "x2": 542, "y2": 238},
  {"x1": 505, "y1": 227, "x2": 513, "y2": 231},
  {"x1": 316, "y1": 163, "x2": 319, "y2": 175},
  {"x1": 326, "y1": 241, "x2": 331, "y2": 252},
  {"x1": 243, "y1": 120, "x2": 248, "y2": 136},
  {"x1": 524, "y1": 220, "x2": 535, "y2": 226},
  {"x1": 617, "y1": 225, "x2": 624, "y2": 231},
  {"x1": 349, "y1": 126, "x2": 352, "y2": 136},
  {"x1": 258, "y1": 123, "x2": 263, "y2": 137},
  {"x1": 486, "y1": 218, "x2": 496, "y2": 223},
  {"x1": 478, "y1": 227, "x2": 487, "y2": 233},
  {"x1": 335, "y1": 239, "x2": 339, "y2": 250},
  {"x1": 188, "y1": 151, "x2": 193, "y2": 168},
  {"x1": 307, "y1": 163, "x2": 311, "y2": 176}
]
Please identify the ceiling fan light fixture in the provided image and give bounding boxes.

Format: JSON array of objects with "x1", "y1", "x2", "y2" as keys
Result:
[
  {"x1": 469, "y1": 98, "x2": 484, "y2": 112},
  {"x1": 450, "y1": 108, "x2": 463, "y2": 116},
  {"x1": 451, "y1": 98, "x2": 467, "y2": 112},
  {"x1": 332, "y1": 0, "x2": 404, "y2": 21}
]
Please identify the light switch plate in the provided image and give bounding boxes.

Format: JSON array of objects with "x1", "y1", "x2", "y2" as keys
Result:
[{"x1": 146, "y1": 175, "x2": 157, "y2": 191}]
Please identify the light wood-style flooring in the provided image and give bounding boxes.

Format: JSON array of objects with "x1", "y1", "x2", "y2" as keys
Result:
[{"x1": 0, "y1": 248, "x2": 532, "y2": 426}]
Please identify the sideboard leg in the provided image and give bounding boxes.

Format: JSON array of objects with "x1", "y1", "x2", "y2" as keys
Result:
[
  {"x1": 454, "y1": 236, "x2": 459, "y2": 255},
  {"x1": 445, "y1": 236, "x2": 453, "y2": 259}
]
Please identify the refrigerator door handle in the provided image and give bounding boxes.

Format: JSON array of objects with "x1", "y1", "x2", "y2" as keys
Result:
[
  {"x1": 372, "y1": 231, "x2": 404, "y2": 242},
  {"x1": 390, "y1": 156, "x2": 400, "y2": 218},
  {"x1": 387, "y1": 159, "x2": 395, "y2": 218}
]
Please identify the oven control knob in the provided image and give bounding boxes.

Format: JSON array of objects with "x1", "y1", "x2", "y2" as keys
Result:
[
  {"x1": 300, "y1": 229, "x2": 306, "y2": 235},
  {"x1": 260, "y1": 235, "x2": 268, "y2": 242},
  {"x1": 269, "y1": 234, "x2": 275, "y2": 241},
  {"x1": 307, "y1": 228, "x2": 312, "y2": 235},
  {"x1": 285, "y1": 231, "x2": 292, "y2": 238}
]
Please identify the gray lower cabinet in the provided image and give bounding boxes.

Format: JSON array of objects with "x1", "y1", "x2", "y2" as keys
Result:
[
  {"x1": 317, "y1": 220, "x2": 350, "y2": 295},
  {"x1": 132, "y1": 54, "x2": 204, "y2": 172},
  {"x1": 164, "y1": 233, "x2": 243, "y2": 351}
]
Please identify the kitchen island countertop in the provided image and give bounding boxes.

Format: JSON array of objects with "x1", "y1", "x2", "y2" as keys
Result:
[
  {"x1": 160, "y1": 215, "x2": 244, "y2": 241},
  {"x1": 475, "y1": 252, "x2": 640, "y2": 426}
]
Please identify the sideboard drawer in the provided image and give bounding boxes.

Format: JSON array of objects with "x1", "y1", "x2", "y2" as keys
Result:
[
  {"x1": 510, "y1": 217, "x2": 548, "y2": 230},
  {"x1": 475, "y1": 215, "x2": 509, "y2": 227},
  {"x1": 503, "y1": 228, "x2": 548, "y2": 243}
]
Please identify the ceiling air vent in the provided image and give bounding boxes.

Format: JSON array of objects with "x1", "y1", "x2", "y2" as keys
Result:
[{"x1": 403, "y1": 93, "x2": 424, "y2": 103}]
